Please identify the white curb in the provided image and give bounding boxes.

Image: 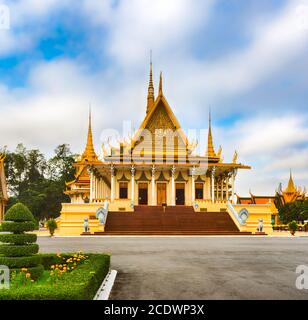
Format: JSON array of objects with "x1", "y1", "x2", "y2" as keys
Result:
[{"x1": 94, "y1": 269, "x2": 117, "y2": 300}]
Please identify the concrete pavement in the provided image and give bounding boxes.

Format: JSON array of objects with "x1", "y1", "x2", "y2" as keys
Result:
[{"x1": 37, "y1": 236, "x2": 308, "y2": 300}]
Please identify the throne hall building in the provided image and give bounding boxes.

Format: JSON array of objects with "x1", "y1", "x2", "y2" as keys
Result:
[{"x1": 58, "y1": 64, "x2": 276, "y2": 236}]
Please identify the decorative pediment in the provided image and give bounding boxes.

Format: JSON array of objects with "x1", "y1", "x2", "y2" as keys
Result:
[
  {"x1": 135, "y1": 171, "x2": 151, "y2": 182},
  {"x1": 117, "y1": 173, "x2": 130, "y2": 182},
  {"x1": 175, "y1": 171, "x2": 188, "y2": 182},
  {"x1": 131, "y1": 93, "x2": 189, "y2": 155},
  {"x1": 195, "y1": 175, "x2": 205, "y2": 183},
  {"x1": 156, "y1": 171, "x2": 170, "y2": 182}
]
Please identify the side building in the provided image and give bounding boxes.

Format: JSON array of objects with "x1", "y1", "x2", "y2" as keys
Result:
[{"x1": 237, "y1": 172, "x2": 307, "y2": 224}]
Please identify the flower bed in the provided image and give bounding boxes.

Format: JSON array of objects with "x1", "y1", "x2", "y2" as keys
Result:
[{"x1": 0, "y1": 253, "x2": 110, "y2": 300}]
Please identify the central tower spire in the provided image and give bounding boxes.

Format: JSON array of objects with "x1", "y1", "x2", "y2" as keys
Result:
[
  {"x1": 82, "y1": 107, "x2": 98, "y2": 162},
  {"x1": 146, "y1": 52, "x2": 155, "y2": 113},
  {"x1": 206, "y1": 109, "x2": 217, "y2": 159}
]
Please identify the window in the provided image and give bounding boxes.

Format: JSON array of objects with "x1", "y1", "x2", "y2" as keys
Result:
[
  {"x1": 195, "y1": 183, "x2": 204, "y2": 200},
  {"x1": 119, "y1": 182, "x2": 128, "y2": 199}
]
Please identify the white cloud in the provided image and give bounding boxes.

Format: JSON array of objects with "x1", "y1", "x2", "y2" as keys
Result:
[
  {"x1": 160, "y1": 0, "x2": 308, "y2": 115},
  {"x1": 213, "y1": 113, "x2": 308, "y2": 195},
  {"x1": 105, "y1": 0, "x2": 214, "y2": 67}
]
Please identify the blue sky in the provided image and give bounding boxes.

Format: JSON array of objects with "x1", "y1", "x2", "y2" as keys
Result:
[{"x1": 0, "y1": 0, "x2": 308, "y2": 195}]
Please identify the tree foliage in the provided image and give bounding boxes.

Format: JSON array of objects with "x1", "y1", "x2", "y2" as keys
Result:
[
  {"x1": 0, "y1": 144, "x2": 76, "y2": 220},
  {"x1": 278, "y1": 200, "x2": 308, "y2": 224}
]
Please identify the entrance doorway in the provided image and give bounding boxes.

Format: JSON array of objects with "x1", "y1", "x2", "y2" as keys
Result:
[
  {"x1": 176, "y1": 183, "x2": 185, "y2": 205},
  {"x1": 157, "y1": 183, "x2": 167, "y2": 206},
  {"x1": 138, "y1": 183, "x2": 148, "y2": 205}
]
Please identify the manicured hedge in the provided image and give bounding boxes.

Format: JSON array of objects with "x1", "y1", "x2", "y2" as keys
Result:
[
  {"x1": 5, "y1": 204, "x2": 34, "y2": 222},
  {"x1": 0, "y1": 244, "x2": 39, "y2": 257},
  {"x1": 0, "y1": 203, "x2": 43, "y2": 279},
  {"x1": 1, "y1": 221, "x2": 36, "y2": 233},
  {"x1": 0, "y1": 233, "x2": 37, "y2": 245},
  {"x1": 0, "y1": 255, "x2": 42, "y2": 268},
  {"x1": 0, "y1": 254, "x2": 111, "y2": 300}
]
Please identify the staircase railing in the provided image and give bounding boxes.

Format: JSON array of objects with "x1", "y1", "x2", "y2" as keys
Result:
[{"x1": 226, "y1": 201, "x2": 246, "y2": 229}]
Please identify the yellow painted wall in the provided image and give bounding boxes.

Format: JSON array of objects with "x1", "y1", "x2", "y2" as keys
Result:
[{"x1": 231, "y1": 204, "x2": 277, "y2": 234}]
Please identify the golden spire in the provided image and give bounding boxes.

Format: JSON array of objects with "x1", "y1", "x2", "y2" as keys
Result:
[
  {"x1": 159, "y1": 71, "x2": 163, "y2": 96},
  {"x1": 285, "y1": 170, "x2": 297, "y2": 193},
  {"x1": 206, "y1": 109, "x2": 217, "y2": 158},
  {"x1": 146, "y1": 53, "x2": 155, "y2": 113},
  {"x1": 81, "y1": 108, "x2": 98, "y2": 162}
]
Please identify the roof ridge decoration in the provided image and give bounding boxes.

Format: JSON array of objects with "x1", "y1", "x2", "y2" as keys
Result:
[
  {"x1": 81, "y1": 108, "x2": 98, "y2": 162},
  {"x1": 206, "y1": 110, "x2": 220, "y2": 162},
  {"x1": 130, "y1": 71, "x2": 190, "y2": 153},
  {"x1": 146, "y1": 54, "x2": 155, "y2": 113},
  {"x1": 284, "y1": 170, "x2": 297, "y2": 194}
]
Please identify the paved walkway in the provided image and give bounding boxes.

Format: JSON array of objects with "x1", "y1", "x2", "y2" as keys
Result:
[{"x1": 38, "y1": 236, "x2": 308, "y2": 300}]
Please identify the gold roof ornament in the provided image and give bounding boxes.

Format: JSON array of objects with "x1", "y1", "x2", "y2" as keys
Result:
[
  {"x1": 158, "y1": 71, "x2": 163, "y2": 96},
  {"x1": 146, "y1": 55, "x2": 155, "y2": 113},
  {"x1": 284, "y1": 170, "x2": 297, "y2": 194},
  {"x1": 81, "y1": 108, "x2": 98, "y2": 162},
  {"x1": 232, "y1": 150, "x2": 238, "y2": 164},
  {"x1": 206, "y1": 110, "x2": 217, "y2": 159}
]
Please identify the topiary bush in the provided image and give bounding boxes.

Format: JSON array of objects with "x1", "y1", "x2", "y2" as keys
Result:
[
  {"x1": 46, "y1": 219, "x2": 58, "y2": 236},
  {"x1": 0, "y1": 203, "x2": 43, "y2": 280},
  {"x1": 288, "y1": 220, "x2": 298, "y2": 236}
]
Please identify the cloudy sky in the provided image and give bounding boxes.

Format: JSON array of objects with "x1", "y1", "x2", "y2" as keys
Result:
[{"x1": 0, "y1": 0, "x2": 308, "y2": 195}]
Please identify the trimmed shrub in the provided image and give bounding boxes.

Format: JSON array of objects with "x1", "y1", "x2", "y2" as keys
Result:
[
  {"x1": 0, "y1": 203, "x2": 43, "y2": 280},
  {"x1": 0, "y1": 255, "x2": 42, "y2": 268},
  {"x1": 46, "y1": 219, "x2": 58, "y2": 236},
  {"x1": 288, "y1": 220, "x2": 298, "y2": 235},
  {"x1": 1, "y1": 221, "x2": 36, "y2": 233},
  {"x1": 5, "y1": 203, "x2": 34, "y2": 222},
  {"x1": 0, "y1": 233, "x2": 37, "y2": 245},
  {"x1": 0, "y1": 244, "x2": 39, "y2": 257}
]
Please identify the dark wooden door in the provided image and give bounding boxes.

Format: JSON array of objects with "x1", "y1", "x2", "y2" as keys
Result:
[
  {"x1": 138, "y1": 183, "x2": 148, "y2": 205},
  {"x1": 157, "y1": 183, "x2": 167, "y2": 206},
  {"x1": 176, "y1": 183, "x2": 185, "y2": 205}
]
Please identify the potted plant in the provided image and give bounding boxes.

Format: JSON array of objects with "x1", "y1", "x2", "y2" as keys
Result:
[
  {"x1": 46, "y1": 219, "x2": 58, "y2": 236},
  {"x1": 288, "y1": 221, "x2": 298, "y2": 236}
]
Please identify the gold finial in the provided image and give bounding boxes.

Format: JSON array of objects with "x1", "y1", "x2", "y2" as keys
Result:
[
  {"x1": 146, "y1": 52, "x2": 155, "y2": 113},
  {"x1": 81, "y1": 107, "x2": 98, "y2": 162},
  {"x1": 159, "y1": 71, "x2": 163, "y2": 96},
  {"x1": 285, "y1": 169, "x2": 296, "y2": 193},
  {"x1": 206, "y1": 109, "x2": 217, "y2": 158},
  {"x1": 232, "y1": 150, "x2": 238, "y2": 163}
]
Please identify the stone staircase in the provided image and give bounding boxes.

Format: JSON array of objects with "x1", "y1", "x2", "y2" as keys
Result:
[{"x1": 98, "y1": 206, "x2": 251, "y2": 235}]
